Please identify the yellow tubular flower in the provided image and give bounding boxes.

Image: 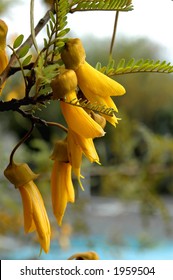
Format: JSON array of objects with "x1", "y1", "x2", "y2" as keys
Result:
[
  {"x1": 51, "y1": 69, "x2": 105, "y2": 138},
  {"x1": 0, "y1": 19, "x2": 8, "y2": 95},
  {"x1": 67, "y1": 129, "x2": 100, "y2": 190},
  {"x1": 68, "y1": 251, "x2": 100, "y2": 260},
  {"x1": 51, "y1": 160, "x2": 75, "y2": 226},
  {"x1": 67, "y1": 130, "x2": 84, "y2": 190},
  {"x1": 68, "y1": 129, "x2": 100, "y2": 164},
  {"x1": 61, "y1": 38, "x2": 126, "y2": 126},
  {"x1": 19, "y1": 181, "x2": 51, "y2": 253},
  {"x1": 50, "y1": 140, "x2": 75, "y2": 226},
  {"x1": 4, "y1": 162, "x2": 51, "y2": 253},
  {"x1": 61, "y1": 90, "x2": 105, "y2": 138}
]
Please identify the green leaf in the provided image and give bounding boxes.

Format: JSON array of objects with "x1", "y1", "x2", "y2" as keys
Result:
[
  {"x1": 70, "y1": 0, "x2": 133, "y2": 12},
  {"x1": 56, "y1": 41, "x2": 65, "y2": 48},
  {"x1": 57, "y1": 28, "x2": 70, "y2": 38},
  {"x1": 18, "y1": 45, "x2": 30, "y2": 58},
  {"x1": 46, "y1": 24, "x2": 51, "y2": 38},
  {"x1": 13, "y1": 34, "x2": 24, "y2": 49},
  {"x1": 49, "y1": 11, "x2": 56, "y2": 24},
  {"x1": 95, "y1": 62, "x2": 102, "y2": 71},
  {"x1": 22, "y1": 55, "x2": 32, "y2": 66},
  {"x1": 44, "y1": 38, "x2": 48, "y2": 48},
  {"x1": 98, "y1": 58, "x2": 173, "y2": 75},
  {"x1": 49, "y1": 20, "x2": 54, "y2": 32},
  {"x1": 117, "y1": 58, "x2": 125, "y2": 69}
]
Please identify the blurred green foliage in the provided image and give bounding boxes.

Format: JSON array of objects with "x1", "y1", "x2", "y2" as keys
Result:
[{"x1": 0, "y1": 0, "x2": 17, "y2": 14}]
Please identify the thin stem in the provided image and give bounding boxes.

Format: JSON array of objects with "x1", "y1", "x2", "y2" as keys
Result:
[
  {"x1": 109, "y1": 11, "x2": 119, "y2": 60},
  {"x1": 10, "y1": 122, "x2": 35, "y2": 164},
  {"x1": 30, "y1": 0, "x2": 39, "y2": 54},
  {"x1": 8, "y1": 45, "x2": 28, "y2": 91},
  {"x1": 46, "y1": 121, "x2": 68, "y2": 133},
  {"x1": 50, "y1": 1, "x2": 60, "y2": 63},
  {"x1": 0, "y1": 93, "x2": 53, "y2": 112}
]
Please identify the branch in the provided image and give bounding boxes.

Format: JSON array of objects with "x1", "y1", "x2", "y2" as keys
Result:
[
  {"x1": 0, "y1": 6, "x2": 54, "y2": 87},
  {"x1": 16, "y1": 108, "x2": 48, "y2": 126},
  {"x1": 0, "y1": 93, "x2": 53, "y2": 112}
]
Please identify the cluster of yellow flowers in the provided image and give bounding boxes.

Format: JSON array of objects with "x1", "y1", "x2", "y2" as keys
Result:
[{"x1": 3, "y1": 37, "x2": 125, "y2": 253}]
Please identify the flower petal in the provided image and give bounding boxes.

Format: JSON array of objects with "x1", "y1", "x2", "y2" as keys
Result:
[
  {"x1": 67, "y1": 130, "x2": 85, "y2": 190},
  {"x1": 51, "y1": 160, "x2": 75, "y2": 225},
  {"x1": 29, "y1": 181, "x2": 51, "y2": 253},
  {"x1": 60, "y1": 91, "x2": 105, "y2": 138},
  {"x1": 18, "y1": 185, "x2": 35, "y2": 233},
  {"x1": 69, "y1": 130, "x2": 100, "y2": 164},
  {"x1": 76, "y1": 62, "x2": 125, "y2": 97}
]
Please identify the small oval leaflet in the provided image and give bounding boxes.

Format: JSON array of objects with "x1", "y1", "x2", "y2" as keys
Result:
[
  {"x1": 22, "y1": 55, "x2": 32, "y2": 66},
  {"x1": 18, "y1": 45, "x2": 30, "y2": 58},
  {"x1": 13, "y1": 34, "x2": 24, "y2": 49}
]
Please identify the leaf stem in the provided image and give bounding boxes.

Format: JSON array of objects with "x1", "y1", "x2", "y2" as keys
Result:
[
  {"x1": 109, "y1": 11, "x2": 119, "y2": 60},
  {"x1": 46, "y1": 121, "x2": 68, "y2": 133},
  {"x1": 7, "y1": 45, "x2": 28, "y2": 91},
  {"x1": 30, "y1": 0, "x2": 39, "y2": 54},
  {"x1": 10, "y1": 122, "x2": 35, "y2": 164}
]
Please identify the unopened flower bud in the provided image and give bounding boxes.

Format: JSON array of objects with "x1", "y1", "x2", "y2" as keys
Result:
[
  {"x1": 90, "y1": 111, "x2": 106, "y2": 129},
  {"x1": 50, "y1": 140, "x2": 69, "y2": 162},
  {"x1": 51, "y1": 69, "x2": 78, "y2": 99},
  {"x1": 61, "y1": 38, "x2": 86, "y2": 70},
  {"x1": 4, "y1": 162, "x2": 38, "y2": 188}
]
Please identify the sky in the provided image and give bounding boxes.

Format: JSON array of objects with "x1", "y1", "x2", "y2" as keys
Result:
[{"x1": 3, "y1": 0, "x2": 173, "y2": 60}]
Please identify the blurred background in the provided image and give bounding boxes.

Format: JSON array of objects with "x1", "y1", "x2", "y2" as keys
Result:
[{"x1": 1, "y1": 0, "x2": 173, "y2": 259}]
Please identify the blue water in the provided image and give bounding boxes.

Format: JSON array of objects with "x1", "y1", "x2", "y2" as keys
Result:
[{"x1": 2, "y1": 234, "x2": 173, "y2": 260}]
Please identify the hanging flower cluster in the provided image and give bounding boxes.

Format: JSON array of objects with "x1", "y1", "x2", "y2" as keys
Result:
[
  {"x1": 61, "y1": 38, "x2": 126, "y2": 126},
  {"x1": 4, "y1": 162, "x2": 50, "y2": 253},
  {"x1": 4, "y1": 37, "x2": 125, "y2": 253}
]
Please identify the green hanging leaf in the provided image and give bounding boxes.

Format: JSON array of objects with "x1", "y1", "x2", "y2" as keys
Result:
[
  {"x1": 44, "y1": 38, "x2": 48, "y2": 48},
  {"x1": 46, "y1": 24, "x2": 51, "y2": 38},
  {"x1": 49, "y1": 11, "x2": 56, "y2": 24},
  {"x1": 57, "y1": 28, "x2": 70, "y2": 38},
  {"x1": 56, "y1": 41, "x2": 65, "y2": 48},
  {"x1": 13, "y1": 34, "x2": 24, "y2": 49},
  {"x1": 18, "y1": 45, "x2": 30, "y2": 58},
  {"x1": 22, "y1": 55, "x2": 32, "y2": 66}
]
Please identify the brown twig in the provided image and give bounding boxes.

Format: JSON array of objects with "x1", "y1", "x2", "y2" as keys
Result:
[
  {"x1": 46, "y1": 121, "x2": 68, "y2": 133},
  {"x1": 0, "y1": 93, "x2": 53, "y2": 112},
  {"x1": 9, "y1": 122, "x2": 35, "y2": 164}
]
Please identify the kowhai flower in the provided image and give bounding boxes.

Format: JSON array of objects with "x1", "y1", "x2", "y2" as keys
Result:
[
  {"x1": 0, "y1": 19, "x2": 8, "y2": 95},
  {"x1": 61, "y1": 38, "x2": 126, "y2": 126},
  {"x1": 50, "y1": 140, "x2": 75, "y2": 226},
  {"x1": 67, "y1": 128, "x2": 100, "y2": 189},
  {"x1": 51, "y1": 69, "x2": 105, "y2": 138},
  {"x1": 4, "y1": 162, "x2": 51, "y2": 253},
  {"x1": 66, "y1": 113, "x2": 105, "y2": 189}
]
